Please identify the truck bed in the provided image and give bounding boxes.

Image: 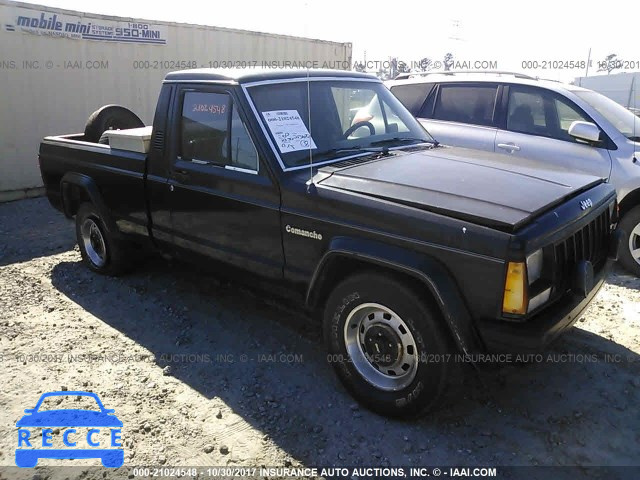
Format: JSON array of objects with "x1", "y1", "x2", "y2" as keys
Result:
[{"x1": 39, "y1": 133, "x2": 150, "y2": 239}]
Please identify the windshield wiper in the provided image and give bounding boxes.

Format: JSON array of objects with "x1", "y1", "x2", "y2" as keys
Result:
[
  {"x1": 369, "y1": 137, "x2": 437, "y2": 147},
  {"x1": 313, "y1": 138, "x2": 437, "y2": 164},
  {"x1": 320, "y1": 146, "x2": 388, "y2": 158}
]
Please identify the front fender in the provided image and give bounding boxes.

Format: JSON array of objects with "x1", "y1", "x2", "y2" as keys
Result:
[{"x1": 307, "y1": 236, "x2": 484, "y2": 354}]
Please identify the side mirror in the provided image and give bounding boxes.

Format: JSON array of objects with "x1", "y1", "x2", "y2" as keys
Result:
[
  {"x1": 568, "y1": 121, "x2": 601, "y2": 143},
  {"x1": 23, "y1": 409, "x2": 34, "y2": 414}
]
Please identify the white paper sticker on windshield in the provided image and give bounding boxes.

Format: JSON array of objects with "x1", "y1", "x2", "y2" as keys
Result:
[{"x1": 262, "y1": 110, "x2": 317, "y2": 153}]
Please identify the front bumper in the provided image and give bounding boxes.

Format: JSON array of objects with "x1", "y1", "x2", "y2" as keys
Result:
[{"x1": 476, "y1": 257, "x2": 612, "y2": 353}]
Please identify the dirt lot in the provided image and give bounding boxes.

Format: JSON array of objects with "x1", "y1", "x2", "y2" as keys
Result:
[{"x1": 1, "y1": 197, "x2": 639, "y2": 479}]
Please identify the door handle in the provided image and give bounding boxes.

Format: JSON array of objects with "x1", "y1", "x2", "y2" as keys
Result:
[
  {"x1": 497, "y1": 143, "x2": 521, "y2": 152},
  {"x1": 173, "y1": 169, "x2": 190, "y2": 182}
]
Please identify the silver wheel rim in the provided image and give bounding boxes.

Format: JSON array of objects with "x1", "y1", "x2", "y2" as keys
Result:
[
  {"x1": 81, "y1": 218, "x2": 107, "y2": 268},
  {"x1": 343, "y1": 303, "x2": 419, "y2": 391},
  {"x1": 629, "y1": 223, "x2": 640, "y2": 265}
]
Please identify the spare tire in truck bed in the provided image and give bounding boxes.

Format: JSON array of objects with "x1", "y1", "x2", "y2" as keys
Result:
[{"x1": 84, "y1": 105, "x2": 144, "y2": 143}]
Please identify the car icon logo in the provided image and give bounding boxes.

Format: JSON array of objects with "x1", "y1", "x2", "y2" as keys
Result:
[{"x1": 15, "y1": 391, "x2": 123, "y2": 468}]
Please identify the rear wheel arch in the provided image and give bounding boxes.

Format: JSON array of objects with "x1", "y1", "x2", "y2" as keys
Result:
[
  {"x1": 60, "y1": 173, "x2": 119, "y2": 236},
  {"x1": 60, "y1": 181, "x2": 90, "y2": 217}
]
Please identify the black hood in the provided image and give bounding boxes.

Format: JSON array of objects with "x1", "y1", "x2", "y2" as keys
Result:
[{"x1": 317, "y1": 146, "x2": 603, "y2": 231}]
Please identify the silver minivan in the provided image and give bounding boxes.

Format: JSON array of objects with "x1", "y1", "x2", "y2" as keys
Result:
[{"x1": 385, "y1": 72, "x2": 640, "y2": 275}]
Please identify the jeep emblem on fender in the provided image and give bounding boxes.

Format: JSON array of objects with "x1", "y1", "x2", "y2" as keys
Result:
[{"x1": 580, "y1": 198, "x2": 593, "y2": 210}]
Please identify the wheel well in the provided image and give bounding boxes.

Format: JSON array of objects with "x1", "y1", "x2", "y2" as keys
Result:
[
  {"x1": 62, "y1": 183, "x2": 90, "y2": 217},
  {"x1": 618, "y1": 188, "x2": 640, "y2": 218},
  {"x1": 309, "y1": 255, "x2": 441, "y2": 316}
]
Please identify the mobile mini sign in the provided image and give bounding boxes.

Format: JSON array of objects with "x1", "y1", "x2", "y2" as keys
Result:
[{"x1": 5, "y1": 6, "x2": 167, "y2": 45}]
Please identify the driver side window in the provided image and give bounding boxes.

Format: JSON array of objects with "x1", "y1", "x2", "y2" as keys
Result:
[
  {"x1": 181, "y1": 91, "x2": 230, "y2": 164},
  {"x1": 180, "y1": 90, "x2": 258, "y2": 172}
]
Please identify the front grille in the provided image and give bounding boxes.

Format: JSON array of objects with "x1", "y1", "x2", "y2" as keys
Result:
[{"x1": 553, "y1": 208, "x2": 610, "y2": 293}]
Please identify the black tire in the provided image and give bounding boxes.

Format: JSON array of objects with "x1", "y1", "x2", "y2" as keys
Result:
[
  {"x1": 84, "y1": 105, "x2": 144, "y2": 143},
  {"x1": 75, "y1": 203, "x2": 131, "y2": 276},
  {"x1": 618, "y1": 206, "x2": 640, "y2": 276},
  {"x1": 323, "y1": 272, "x2": 454, "y2": 418}
]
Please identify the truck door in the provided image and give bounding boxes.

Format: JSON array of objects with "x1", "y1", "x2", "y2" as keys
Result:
[{"x1": 167, "y1": 85, "x2": 283, "y2": 280}]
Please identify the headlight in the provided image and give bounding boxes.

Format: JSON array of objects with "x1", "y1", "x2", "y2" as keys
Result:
[
  {"x1": 528, "y1": 287, "x2": 551, "y2": 312},
  {"x1": 526, "y1": 249, "x2": 544, "y2": 284}
]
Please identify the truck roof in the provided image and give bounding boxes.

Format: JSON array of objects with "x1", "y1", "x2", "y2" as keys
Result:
[{"x1": 163, "y1": 68, "x2": 378, "y2": 84}]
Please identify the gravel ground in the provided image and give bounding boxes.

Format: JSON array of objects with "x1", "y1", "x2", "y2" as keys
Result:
[{"x1": 0, "y1": 197, "x2": 639, "y2": 479}]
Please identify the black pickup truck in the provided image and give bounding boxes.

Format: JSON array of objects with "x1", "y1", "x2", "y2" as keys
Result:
[{"x1": 39, "y1": 69, "x2": 620, "y2": 418}]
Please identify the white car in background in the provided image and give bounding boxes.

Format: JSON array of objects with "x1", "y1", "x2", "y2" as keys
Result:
[{"x1": 377, "y1": 72, "x2": 640, "y2": 275}]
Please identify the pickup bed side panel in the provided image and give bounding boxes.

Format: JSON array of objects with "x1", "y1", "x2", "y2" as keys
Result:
[{"x1": 39, "y1": 140, "x2": 148, "y2": 239}]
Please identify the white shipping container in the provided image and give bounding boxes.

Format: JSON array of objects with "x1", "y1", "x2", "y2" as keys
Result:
[{"x1": 0, "y1": 0, "x2": 353, "y2": 200}]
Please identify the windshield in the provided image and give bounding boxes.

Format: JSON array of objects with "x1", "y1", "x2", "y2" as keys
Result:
[
  {"x1": 574, "y1": 90, "x2": 640, "y2": 140},
  {"x1": 247, "y1": 79, "x2": 435, "y2": 168}
]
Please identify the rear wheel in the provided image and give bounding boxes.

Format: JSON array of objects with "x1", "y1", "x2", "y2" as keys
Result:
[
  {"x1": 75, "y1": 203, "x2": 131, "y2": 276},
  {"x1": 618, "y1": 206, "x2": 640, "y2": 276},
  {"x1": 323, "y1": 272, "x2": 454, "y2": 418}
]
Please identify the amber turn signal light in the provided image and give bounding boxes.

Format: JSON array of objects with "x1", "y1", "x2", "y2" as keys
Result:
[{"x1": 502, "y1": 261, "x2": 528, "y2": 315}]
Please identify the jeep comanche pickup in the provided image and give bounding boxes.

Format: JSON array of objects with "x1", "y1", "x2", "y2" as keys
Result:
[{"x1": 39, "y1": 69, "x2": 620, "y2": 417}]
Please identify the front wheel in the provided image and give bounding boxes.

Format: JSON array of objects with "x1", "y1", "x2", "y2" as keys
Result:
[
  {"x1": 618, "y1": 206, "x2": 640, "y2": 276},
  {"x1": 323, "y1": 272, "x2": 453, "y2": 418}
]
